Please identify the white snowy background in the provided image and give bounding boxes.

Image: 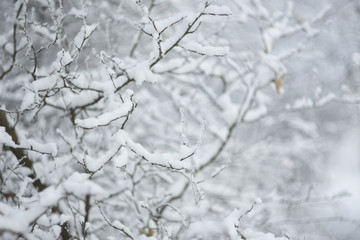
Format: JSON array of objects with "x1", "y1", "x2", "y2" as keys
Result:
[{"x1": 0, "y1": 0, "x2": 359, "y2": 239}]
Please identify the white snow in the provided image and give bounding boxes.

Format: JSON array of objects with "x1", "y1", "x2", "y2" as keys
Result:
[
  {"x1": 0, "y1": 127, "x2": 57, "y2": 155},
  {"x1": 32, "y1": 75, "x2": 58, "y2": 92},
  {"x1": 122, "y1": 131, "x2": 192, "y2": 170},
  {"x1": 132, "y1": 61, "x2": 157, "y2": 85},
  {"x1": 54, "y1": 91, "x2": 99, "y2": 109},
  {"x1": 223, "y1": 208, "x2": 242, "y2": 239},
  {"x1": 22, "y1": 74, "x2": 60, "y2": 109},
  {"x1": 183, "y1": 42, "x2": 229, "y2": 56},
  {"x1": 113, "y1": 147, "x2": 128, "y2": 168},
  {"x1": 74, "y1": 24, "x2": 98, "y2": 49},
  {"x1": 154, "y1": 14, "x2": 186, "y2": 33},
  {"x1": 38, "y1": 186, "x2": 64, "y2": 207},
  {"x1": 75, "y1": 100, "x2": 133, "y2": 129},
  {"x1": 63, "y1": 172, "x2": 104, "y2": 197},
  {"x1": 203, "y1": 5, "x2": 232, "y2": 16},
  {"x1": 0, "y1": 186, "x2": 63, "y2": 235},
  {"x1": 26, "y1": 139, "x2": 58, "y2": 156},
  {"x1": 52, "y1": 50, "x2": 73, "y2": 71},
  {"x1": 4, "y1": 42, "x2": 14, "y2": 54},
  {"x1": 60, "y1": 214, "x2": 70, "y2": 225},
  {"x1": 0, "y1": 127, "x2": 17, "y2": 148},
  {"x1": 52, "y1": 225, "x2": 61, "y2": 239},
  {"x1": 112, "y1": 220, "x2": 133, "y2": 237},
  {"x1": 85, "y1": 145, "x2": 121, "y2": 172}
]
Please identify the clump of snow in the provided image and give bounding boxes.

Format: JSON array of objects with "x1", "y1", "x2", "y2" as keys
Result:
[
  {"x1": 114, "y1": 147, "x2": 128, "y2": 168},
  {"x1": 52, "y1": 225, "x2": 62, "y2": 239},
  {"x1": 52, "y1": 50, "x2": 73, "y2": 71},
  {"x1": 75, "y1": 100, "x2": 133, "y2": 129},
  {"x1": 63, "y1": 172, "x2": 104, "y2": 197},
  {"x1": 26, "y1": 139, "x2": 58, "y2": 156},
  {"x1": 38, "y1": 186, "x2": 64, "y2": 208},
  {"x1": 21, "y1": 74, "x2": 60, "y2": 109},
  {"x1": 54, "y1": 91, "x2": 100, "y2": 109},
  {"x1": 74, "y1": 24, "x2": 98, "y2": 49},
  {"x1": 0, "y1": 185, "x2": 64, "y2": 234},
  {"x1": 224, "y1": 208, "x2": 244, "y2": 238},
  {"x1": 132, "y1": 61, "x2": 157, "y2": 85},
  {"x1": 32, "y1": 75, "x2": 58, "y2": 92},
  {"x1": 0, "y1": 127, "x2": 57, "y2": 155},
  {"x1": 203, "y1": 5, "x2": 232, "y2": 16},
  {"x1": 4, "y1": 42, "x2": 14, "y2": 54},
  {"x1": 21, "y1": 92, "x2": 36, "y2": 110},
  {"x1": 183, "y1": 42, "x2": 230, "y2": 56},
  {"x1": 60, "y1": 214, "x2": 70, "y2": 225},
  {"x1": 125, "y1": 89, "x2": 134, "y2": 96},
  {"x1": 125, "y1": 132, "x2": 193, "y2": 170},
  {"x1": 0, "y1": 126, "x2": 17, "y2": 148},
  {"x1": 84, "y1": 145, "x2": 121, "y2": 172}
]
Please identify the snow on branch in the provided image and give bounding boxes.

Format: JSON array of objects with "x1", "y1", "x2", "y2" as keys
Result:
[
  {"x1": 118, "y1": 130, "x2": 195, "y2": 170},
  {"x1": 131, "y1": 61, "x2": 157, "y2": 85},
  {"x1": 182, "y1": 42, "x2": 230, "y2": 57},
  {"x1": 0, "y1": 186, "x2": 63, "y2": 237},
  {"x1": 75, "y1": 92, "x2": 135, "y2": 129},
  {"x1": 185, "y1": 199, "x2": 285, "y2": 240},
  {"x1": 74, "y1": 24, "x2": 98, "y2": 51},
  {"x1": 203, "y1": 4, "x2": 232, "y2": 16},
  {"x1": 0, "y1": 127, "x2": 57, "y2": 155},
  {"x1": 62, "y1": 172, "x2": 104, "y2": 198}
]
